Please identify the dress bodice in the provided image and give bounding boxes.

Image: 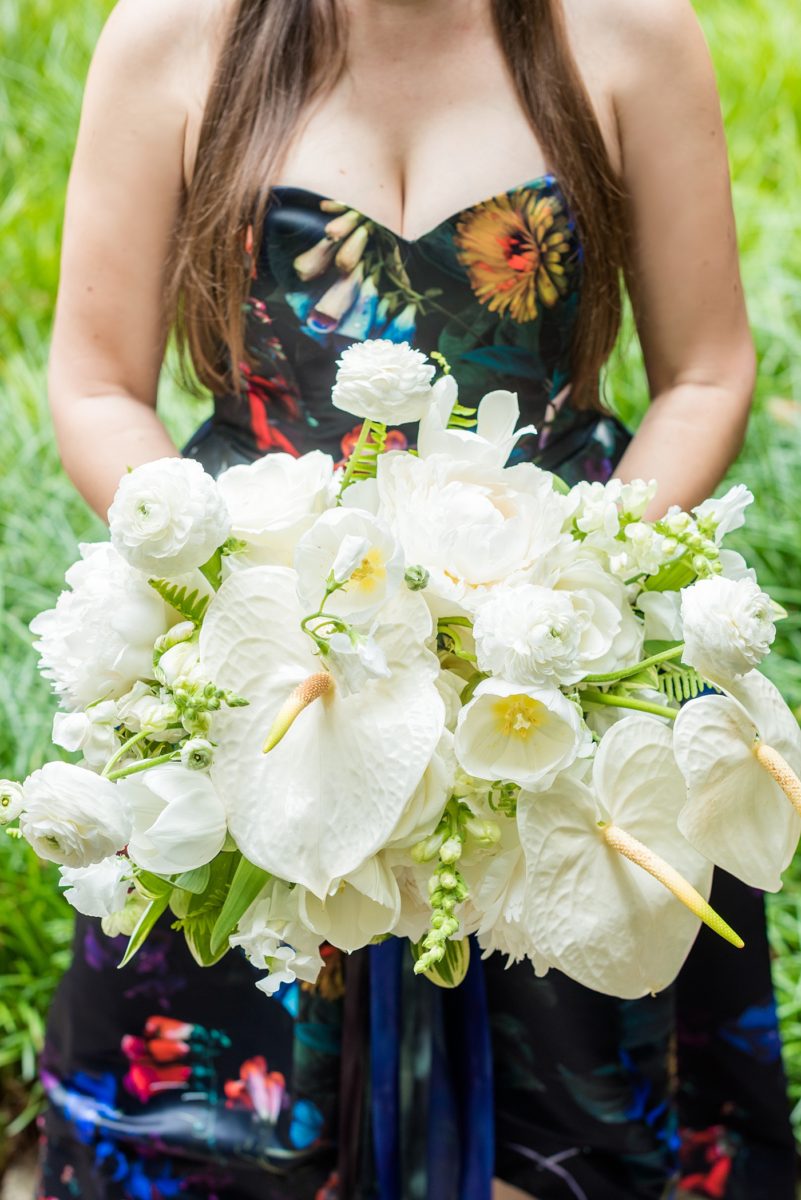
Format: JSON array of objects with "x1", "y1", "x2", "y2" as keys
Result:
[{"x1": 183, "y1": 175, "x2": 630, "y2": 483}]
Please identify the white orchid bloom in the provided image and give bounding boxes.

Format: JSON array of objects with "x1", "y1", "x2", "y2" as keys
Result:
[
  {"x1": 417, "y1": 377, "x2": 537, "y2": 466},
  {"x1": 294, "y1": 507, "x2": 404, "y2": 623},
  {"x1": 325, "y1": 631, "x2": 392, "y2": 696},
  {"x1": 454, "y1": 678, "x2": 588, "y2": 791},
  {"x1": 674, "y1": 670, "x2": 801, "y2": 891},
  {"x1": 199, "y1": 566, "x2": 445, "y2": 897},
  {"x1": 119, "y1": 764, "x2": 228, "y2": 875},
  {"x1": 517, "y1": 718, "x2": 736, "y2": 999},
  {"x1": 298, "y1": 854, "x2": 401, "y2": 953}
]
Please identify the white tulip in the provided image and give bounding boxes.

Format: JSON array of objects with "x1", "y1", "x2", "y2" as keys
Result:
[
  {"x1": 59, "y1": 855, "x2": 132, "y2": 918},
  {"x1": 0, "y1": 780, "x2": 25, "y2": 825},
  {"x1": 681, "y1": 576, "x2": 776, "y2": 682},
  {"x1": 294, "y1": 507, "x2": 404, "y2": 622},
  {"x1": 454, "y1": 678, "x2": 587, "y2": 791},
  {"x1": 417, "y1": 379, "x2": 537, "y2": 467},
  {"x1": 674, "y1": 670, "x2": 801, "y2": 891},
  {"x1": 517, "y1": 718, "x2": 720, "y2": 998},
  {"x1": 20, "y1": 762, "x2": 131, "y2": 868},
  {"x1": 331, "y1": 339, "x2": 436, "y2": 424},
  {"x1": 30, "y1": 543, "x2": 172, "y2": 710},
  {"x1": 108, "y1": 458, "x2": 230, "y2": 576},
  {"x1": 119, "y1": 764, "x2": 227, "y2": 874},
  {"x1": 298, "y1": 855, "x2": 401, "y2": 953},
  {"x1": 217, "y1": 451, "x2": 336, "y2": 566},
  {"x1": 52, "y1": 702, "x2": 120, "y2": 770}
]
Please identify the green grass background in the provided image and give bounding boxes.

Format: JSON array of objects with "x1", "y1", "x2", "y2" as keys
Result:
[{"x1": 1, "y1": 0, "x2": 800, "y2": 1167}]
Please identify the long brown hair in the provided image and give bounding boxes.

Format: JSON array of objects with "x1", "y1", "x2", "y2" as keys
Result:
[{"x1": 165, "y1": 0, "x2": 627, "y2": 411}]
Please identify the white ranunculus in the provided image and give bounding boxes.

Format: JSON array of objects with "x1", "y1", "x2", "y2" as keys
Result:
[
  {"x1": 473, "y1": 584, "x2": 583, "y2": 686},
  {"x1": 52, "y1": 701, "x2": 120, "y2": 770},
  {"x1": 231, "y1": 879, "x2": 324, "y2": 996},
  {"x1": 59, "y1": 855, "x2": 132, "y2": 918},
  {"x1": 116, "y1": 682, "x2": 183, "y2": 742},
  {"x1": 454, "y1": 678, "x2": 588, "y2": 791},
  {"x1": 376, "y1": 451, "x2": 570, "y2": 615},
  {"x1": 119, "y1": 764, "x2": 227, "y2": 874},
  {"x1": 298, "y1": 855, "x2": 401, "y2": 953},
  {"x1": 417, "y1": 378, "x2": 537, "y2": 467},
  {"x1": 674, "y1": 670, "x2": 801, "y2": 891},
  {"x1": 681, "y1": 576, "x2": 776, "y2": 681},
  {"x1": 217, "y1": 451, "x2": 336, "y2": 567},
  {"x1": 518, "y1": 717, "x2": 714, "y2": 998},
  {"x1": 20, "y1": 762, "x2": 132, "y2": 868},
  {"x1": 30, "y1": 543, "x2": 172, "y2": 710},
  {"x1": 295, "y1": 507, "x2": 404, "y2": 622},
  {"x1": 693, "y1": 484, "x2": 754, "y2": 542},
  {"x1": 0, "y1": 780, "x2": 25, "y2": 825},
  {"x1": 331, "y1": 338, "x2": 436, "y2": 424},
  {"x1": 108, "y1": 458, "x2": 230, "y2": 576},
  {"x1": 548, "y1": 555, "x2": 644, "y2": 676}
]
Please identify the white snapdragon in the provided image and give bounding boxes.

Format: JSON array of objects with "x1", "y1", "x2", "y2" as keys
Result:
[
  {"x1": 108, "y1": 458, "x2": 230, "y2": 576},
  {"x1": 119, "y1": 764, "x2": 227, "y2": 874},
  {"x1": 681, "y1": 576, "x2": 776, "y2": 681},
  {"x1": 156, "y1": 639, "x2": 204, "y2": 688},
  {"x1": 19, "y1": 762, "x2": 131, "y2": 868},
  {"x1": 30, "y1": 543, "x2": 172, "y2": 710},
  {"x1": 569, "y1": 479, "x2": 623, "y2": 538},
  {"x1": 0, "y1": 780, "x2": 25, "y2": 825},
  {"x1": 59, "y1": 855, "x2": 132, "y2": 918},
  {"x1": 331, "y1": 339, "x2": 436, "y2": 424},
  {"x1": 52, "y1": 701, "x2": 120, "y2": 770}
]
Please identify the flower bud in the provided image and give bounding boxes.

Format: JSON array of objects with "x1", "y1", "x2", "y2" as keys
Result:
[
  {"x1": 180, "y1": 738, "x2": 214, "y2": 771},
  {"x1": 404, "y1": 565, "x2": 430, "y2": 592},
  {"x1": 0, "y1": 780, "x2": 25, "y2": 825},
  {"x1": 439, "y1": 836, "x2": 463, "y2": 864},
  {"x1": 412, "y1": 831, "x2": 445, "y2": 863}
]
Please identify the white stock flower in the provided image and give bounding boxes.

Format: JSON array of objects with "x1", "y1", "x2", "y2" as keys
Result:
[
  {"x1": 30, "y1": 543, "x2": 172, "y2": 710},
  {"x1": 473, "y1": 585, "x2": 583, "y2": 686},
  {"x1": 52, "y1": 701, "x2": 120, "y2": 770},
  {"x1": 231, "y1": 879, "x2": 324, "y2": 996},
  {"x1": 156, "y1": 639, "x2": 204, "y2": 688},
  {"x1": 693, "y1": 485, "x2": 754, "y2": 542},
  {"x1": 217, "y1": 452, "x2": 336, "y2": 566},
  {"x1": 108, "y1": 458, "x2": 230, "y2": 576},
  {"x1": 454, "y1": 678, "x2": 587, "y2": 791},
  {"x1": 0, "y1": 780, "x2": 25, "y2": 825},
  {"x1": 681, "y1": 576, "x2": 776, "y2": 682},
  {"x1": 59, "y1": 855, "x2": 132, "y2": 918},
  {"x1": 20, "y1": 762, "x2": 131, "y2": 868},
  {"x1": 417, "y1": 378, "x2": 536, "y2": 467},
  {"x1": 119, "y1": 764, "x2": 227, "y2": 874},
  {"x1": 116, "y1": 682, "x2": 182, "y2": 742},
  {"x1": 568, "y1": 479, "x2": 623, "y2": 538},
  {"x1": 331, "y1": 339, "x2": 436, "y2": 424},
  {"x1": 295, "y1": 507, "x2": 404, "y2": 622}
]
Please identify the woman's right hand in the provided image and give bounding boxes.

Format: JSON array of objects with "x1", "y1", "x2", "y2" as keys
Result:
[{"x1": 47, "y1": 0, "x2": 226, "y2": 519}]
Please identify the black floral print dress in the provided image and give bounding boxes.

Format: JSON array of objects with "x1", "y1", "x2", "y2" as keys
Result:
[{"x1": 37, "y1": 177, "x2": 796, "y2": 1200}]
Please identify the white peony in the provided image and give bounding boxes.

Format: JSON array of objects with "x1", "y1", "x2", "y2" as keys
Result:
[
  {"x1": 473, "y1": 585, "x2": 583, "y2": 686},
  {"x1": 681, "y1": 576, "x2": 776, "y2": 681},
  {"x1": 30, "y1": 543, "x2": 172, "y2": 710},
  {"x1": 108, "y1": 457, "x2": 230, "y2": 576},
  {"x1": 119, "y1": 764, "x2": 227, "y2": 874},
  {"x1": 217, "y1": 451, "x2": 336, "y2": 567},
  {"x1": 52, "y1": 701, "x2": 120, "y2": 770},
  {"x1": 0, "y1": 780, "x2": 25, "y2": 825},
  {"x1": 59, "y1": 855, "x2": 132, "y2": 918},
  {"x1": 454, "y1": 678, "x2": 588, "y2": 791},
  {"x1": 19, "y1": 762, "x2": 132, "y2": 868},
  {"x1": 331, "y1": 339, "x2": 436, "y2": 424},
  {"x1": 417, "y1": 377, "x2": 536, "y2": 467},
  {"x1": 294, "y1": 507, "x2": 404, "y2": 623}
]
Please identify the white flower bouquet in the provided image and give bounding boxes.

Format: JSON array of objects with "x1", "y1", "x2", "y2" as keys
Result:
[{"x1": 5, "y1": 339, "x2": 800, "y2": 1000}]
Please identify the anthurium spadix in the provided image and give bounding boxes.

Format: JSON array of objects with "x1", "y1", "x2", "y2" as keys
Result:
[
  {"x1": 199, "y1": 566, "x2": 445, "y2": 898},
  {"x1": 674, "y1": 670, "x2": 801, "y2": 891},
  {"x1": 516, "y1": 717, "x2": 738, "y2": 999}
]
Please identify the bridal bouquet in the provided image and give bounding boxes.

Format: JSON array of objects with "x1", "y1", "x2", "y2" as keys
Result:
[{"x1": 5, "y1": 340, "x2": 800, "y2": 1000}]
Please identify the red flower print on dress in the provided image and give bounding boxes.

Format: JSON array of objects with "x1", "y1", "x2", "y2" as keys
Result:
[
  {"x1": 238, "y1": 360, "x2": 302, "y2": 455},
  {"x1": 337, "y1": 423, "x2": 407, "y2": 469},
  {"x1": 679, "y1": 1125, "x2": 735, "y2": 1198},
  {"x1": 123, "y1": 1015, "x2": 195, "y2": 1102},
  {"x1": 224, "y1": 1056, "x2": 286, "y2": 1123}
]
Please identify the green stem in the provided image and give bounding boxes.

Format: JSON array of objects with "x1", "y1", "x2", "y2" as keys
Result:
[
  {"x1": 581, "y1": 689, "x2": 678, "y2": 722},
  {"x1": 583, "y1": 644, "x2": 685, "y2": 684},
  {"x1": 102, "y1": 729, "x2": 150, "y2": 778},
  {"x1": 337, "y1": 418, "x2": 383, "y2": 496},
  {"x1": 107, "y1": 752, "x2": 177, "y2": 782}
]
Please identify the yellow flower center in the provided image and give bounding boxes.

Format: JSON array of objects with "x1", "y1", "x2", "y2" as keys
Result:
[
  {"x1": 350, "y1": 548, "x2": 385, "y2": 593},
  {"x1": 492, "y1": 695, "x2": 546, "y2": 740}
]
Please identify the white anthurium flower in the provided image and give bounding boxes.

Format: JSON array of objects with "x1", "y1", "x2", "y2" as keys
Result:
[
  {"x1": 0, "y1": 780, "x2": 25, "y2": 825},
  {"x1": 387, "y1": 730, "x2": 456, "y2": 849},
  {"x1": 376, "y1": 451, "x2": 570, "y2": 616},
  {"x1": 217, "y1": 451, "x2": 337, "y2": 567},
  {"x1": 119, "y1": 764, "x2": 227, "y2": 875},
  {"x1": 20, "y1": 762, "x2": 132, "y2": 868},
  {"x1": 52, "y1": 701, "x2": 120, "y2": 770},
  {"x1": 693, "y1": 484, "x2": 754, "y2": 542},
  {"x1": 29, "y1": 543, "x2": 172, "y2": 710},
  {"x1": 231, "y1": 879, "x2": 325, "y2": 996},
  {"x1": 417, "y1": 378, "x2": 537, "y2": 467},
  {"x1": 108, "y1": 458, "x2": 231, "y2": 576},
  {"x1": 454, "y1": 678, "x2": 588, "y2": 791},
  {"x1": 298, "y1": 854, "x2": 401, "y2": 953},
  {"x1": 294, "y1": 507, "x2": 404, "y2": 623},
  {"x1": 636, "y1": 591, "x2": 683, "y2": 643},
  {"x1": 331, "y1": 338, "x2": 436, "y2": 424},
  {"x1": 674, "y1": 670, "x2": 801, "y2": 891},
  {"x1": 517, "y1": 717, "x2": 735, "y2": 999},
  {"x1": 59, "y1": 855, "x2": 132, "y2": 918},
  {"x1": 681, "y1": 576, "x2": 776, "y2": 682},
  {"x1": 115, "y1": 682, "x2": 183, "y2": 743},
  {"x1": 199, "y1": 566, "x2": 445, "y2": 897}
]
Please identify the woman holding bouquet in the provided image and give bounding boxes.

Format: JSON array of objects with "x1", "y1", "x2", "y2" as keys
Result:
[{"x1": 34, "y1": 0, "x2": 795, "y2": 1197}]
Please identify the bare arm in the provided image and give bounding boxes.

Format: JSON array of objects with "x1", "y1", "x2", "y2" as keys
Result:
[
  {"x1": 48, "y1": 0, "x2": 222, "y2": 519},
  {"x1": 603, "y1": 0, "x2": 755, "y2": 515}
]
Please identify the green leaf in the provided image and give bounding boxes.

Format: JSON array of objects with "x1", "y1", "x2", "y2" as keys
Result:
[
  {"x1": 178, "y1": 911, "x2": 232, "y2": 967},
  {"x1": 410, "y1": 937, "x2": 470, "y2": 989},
  {"x1": 199, "y1": 547, "x2": 223, "y2": 591},
  {"x1": 171, "y1": 864, "x2": 211, "y2": 895},
  {"x1": 209, "y1": 855, "x2": 271, "y2": 956},
  {"x1": 118, "y1": 893, "x2": 169, "y2": 968},
  {"x1": 148, "y1": 577, "x2": 210, "y2": 625},
  {"x1": 134, "y1": 870, "x2": 172, "y2": 901}
]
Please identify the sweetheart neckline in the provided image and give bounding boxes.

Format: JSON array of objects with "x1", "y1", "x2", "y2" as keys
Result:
[{"x1": 267, "y1": 172, "x2": 562, "y2": 244}]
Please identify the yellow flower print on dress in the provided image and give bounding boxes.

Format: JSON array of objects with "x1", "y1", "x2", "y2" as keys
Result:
[{"x1": 454, "y1": 191, "x2": 574, "y2": 323}]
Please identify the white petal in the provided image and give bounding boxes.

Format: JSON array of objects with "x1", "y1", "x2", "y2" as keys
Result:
[{"x1": 298, "y1": 856, "x2": 401, "y2": 952}]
